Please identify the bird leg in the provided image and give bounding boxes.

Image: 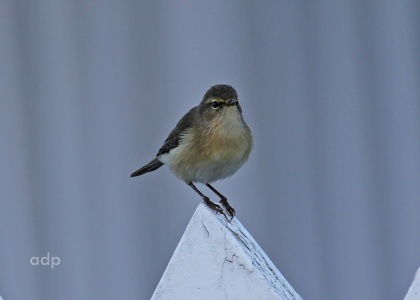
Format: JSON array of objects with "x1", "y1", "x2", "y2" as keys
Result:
[
  {"x1": 206, "y1": 183, "x2": 235, "y2": 220},
  {"x1": 188, "y1": 182, "x2": 227, "y2": 219}
]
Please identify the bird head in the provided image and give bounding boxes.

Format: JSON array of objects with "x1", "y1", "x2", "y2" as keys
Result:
[{"x1": 199, "y1": 84, "x2": 243, "y2": 124}]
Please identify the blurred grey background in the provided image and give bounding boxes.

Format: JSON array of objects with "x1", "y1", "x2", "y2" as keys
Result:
[{"x1": 1, "y1": 1, "x2": 420, "y2": 299}]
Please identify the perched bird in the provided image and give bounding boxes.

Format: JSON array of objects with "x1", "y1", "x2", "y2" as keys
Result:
[{"x1": 130, "y1": 84, "x2": 253, "y2": 220}]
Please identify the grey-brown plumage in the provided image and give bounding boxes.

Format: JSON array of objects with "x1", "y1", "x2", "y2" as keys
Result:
[{"x1": 131, "y1": 84, "x2": 253, "y2": 220}]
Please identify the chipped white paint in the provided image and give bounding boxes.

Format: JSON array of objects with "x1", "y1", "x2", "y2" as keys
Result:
[
  {"x1": 151, "y1": 204, "x2": 302, "y2": 300},
  {"x1": 404, "y1": 267, "x2": 420, "y2": 300}
]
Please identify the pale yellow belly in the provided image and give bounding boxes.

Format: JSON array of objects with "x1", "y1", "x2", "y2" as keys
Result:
[{"x1": 162, "y1": 132, "x2": 251, "y2": 183}]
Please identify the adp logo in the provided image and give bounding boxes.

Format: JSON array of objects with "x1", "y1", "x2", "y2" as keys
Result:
[{"x1": 30, "y1": 252, "x2": 61, "y2": 269}]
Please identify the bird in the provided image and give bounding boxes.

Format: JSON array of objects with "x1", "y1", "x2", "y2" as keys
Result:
[{"x1": 130, "y1": 84, "x2": 253, "y2": 220}]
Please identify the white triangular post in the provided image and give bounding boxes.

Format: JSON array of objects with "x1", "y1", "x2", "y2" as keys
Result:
[
  {"x1": 151, "y1": 204, "x2": 302, "y2": 300},
  {"x1": 404, "y1": 267, "x2": 420, "y2": 300}
]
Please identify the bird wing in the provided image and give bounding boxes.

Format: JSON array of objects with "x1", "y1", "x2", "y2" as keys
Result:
[
  {"x1": 156, "y1": 106, "x2": 197, "y2": 156},
  {"x1": 157, "y1": 136, "x2": 181, "y2": 155}
]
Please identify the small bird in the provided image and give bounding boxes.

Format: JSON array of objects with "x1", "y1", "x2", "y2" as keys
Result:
[{"x1": 130, "y1": 84, "x2": 253, "y2": 219}]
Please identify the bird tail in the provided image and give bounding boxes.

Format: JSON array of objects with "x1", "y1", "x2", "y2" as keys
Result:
[{"x1": 130, "y1": 158, "x2": 163, "y2": 177}]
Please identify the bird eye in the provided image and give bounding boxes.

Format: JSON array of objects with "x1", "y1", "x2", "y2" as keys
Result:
[{"x1": 211, "y1": 101, "x2": 220, "y2": 109}]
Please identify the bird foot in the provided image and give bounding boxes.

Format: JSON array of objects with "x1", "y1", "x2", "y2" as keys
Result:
[
  {"x1": 203, "y1": 197, "x2": 228, "y2": 221},
  {"x1": 220, "y1": 199, "x2": 235, "y2": 221}
]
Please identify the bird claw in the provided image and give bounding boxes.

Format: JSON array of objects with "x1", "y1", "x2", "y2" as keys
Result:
[
  {"x1": 203, "y1": 198, "x2": 229, "y2": 221},
  {"x1": 220, "y1": 199, "x2": 235, "y2": 221}
]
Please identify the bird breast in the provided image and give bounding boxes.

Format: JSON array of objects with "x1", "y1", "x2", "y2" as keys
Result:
[{"x1": 162, "y1": 108, "x2": 252, "y2": 183}]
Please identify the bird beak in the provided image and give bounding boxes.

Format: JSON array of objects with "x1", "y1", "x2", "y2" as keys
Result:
[{"x1": 226, "y1": 99, "x2": 238, "y2": 106}]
